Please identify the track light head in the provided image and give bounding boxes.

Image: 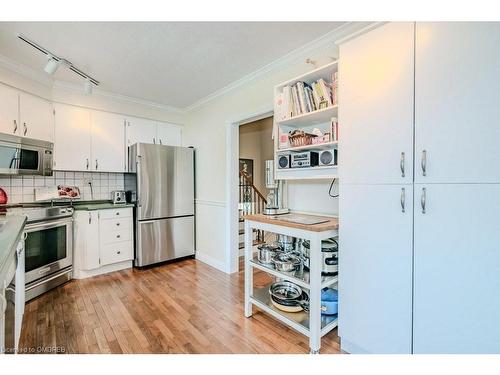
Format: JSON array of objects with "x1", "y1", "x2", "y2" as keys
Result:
[
  {"x1": 44, "y1": 56, "x2": 60, "y2": 75},
  {"x1": 84, "y1": 78, "x2": 93, "y2": 95}
]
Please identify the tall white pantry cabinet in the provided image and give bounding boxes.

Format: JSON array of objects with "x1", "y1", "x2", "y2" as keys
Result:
[{"x1": 338, "y1": 22, "x2": 500, "y2": 354}]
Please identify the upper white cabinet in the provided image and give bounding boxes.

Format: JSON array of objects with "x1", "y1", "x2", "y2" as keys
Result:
[
  {"x1": 19, "y1": 93, "x2": 53, "y2": 142},
  {"x1": 415, "y1": 23, "x2": 500, "y2": 183},
  {"x1": 0, "y1": 85, "x2": 53, "y2": 142},
  {"x1": 0, "y1": 85, "x2": 19, "y2": 136},
  {"x1": 126, "y1": 117, "x2": 182, "y2": 147},
  {"x1": 54, "y1": 104, "x2": 127, "y2": 172},
  {"x1": 413, "y1": 183, "x2": 500, "y2": 353},
  {"x1": 90, "y1": 110, "x2": 126, "y2": 172},
  {"x1": 53, "y1": 103, "x2": 92, "y2": 171},
  {"x1": 339, "y1": 22, "x2": 414, "y2": 184},
  {"x1": 126, "y1": 117, "x2": 157, "y2": 146},
  {"x1": 157, "y1": 122, "x2": 181, "y2": 146}
]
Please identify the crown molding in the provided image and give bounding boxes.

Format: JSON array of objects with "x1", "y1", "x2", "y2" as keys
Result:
[
  {"x1": 52, "y1": 80, "x2": 185, "y2": 114},
  {"x1": 0, "y1": 53, "x2": 53, "y2": 87},
  {"x1": 183, "y1": 21, "x2": 378, "y2": 112}
]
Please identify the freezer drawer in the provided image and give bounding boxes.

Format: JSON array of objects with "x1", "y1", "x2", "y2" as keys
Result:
[{"x1": 136, "y1": 216, "x2": 195, "y2": 267}]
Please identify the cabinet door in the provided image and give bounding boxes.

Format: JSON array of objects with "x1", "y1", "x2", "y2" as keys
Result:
[
  {"x1": 125, "y1": 117, "x2": 158, "y2": 146},
  {"x1": 53, "y1": 103, "x2": 91, "y2": 171},
  {"x1": 413, "y1": 183, "x2": 500, "y2": 353},
  {"x1": 156, "y1": 122, "x2": 182, "y2": 146},
  {"x1": 339, "y1": 183, "x2": 413, "y2": 353},
  {"x1": 19, "y1": 93, "x2": 53, "y2": 142},
  {"x1": 73, "y1": 211, "x2": 100, "y2": 272},
  {"x1": 0, "y1": 85, "x2": 19, "y2": 136},
  {"x1": 90, "y1": 110, "x2": 126, "y2": 172},
  {"x1": 339, "y1": 22, "x2": 414, "y2": 184},
  {"x1": 415, "y1": 23, "x2": 500, "y2": 183}
]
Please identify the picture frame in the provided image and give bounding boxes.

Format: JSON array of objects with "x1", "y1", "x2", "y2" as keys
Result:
[{"x1": 239, "y1": 158, "x2": 254, "y2": 185}]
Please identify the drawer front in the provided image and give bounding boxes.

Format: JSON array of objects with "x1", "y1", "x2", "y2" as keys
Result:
[
  {"x1": 100, "y1": 227, "x2": 133, "y2": 245},
  {"x1": 99, "y1": 207, "x2": 133, "y2": 220},
  {"x1": 99, "y1": 216, "x2": 132, "y2": 231},
  {"x1": 100, "y1": 241, "x2": 133, "y2": 266}
]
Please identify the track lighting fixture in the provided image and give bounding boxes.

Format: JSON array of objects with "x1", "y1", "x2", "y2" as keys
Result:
[
  {"x1": 44, "y1": 55, "x2": 60, "y2": 75},
  {"x1": 17, "y1": 34, "x2": 100, "y2": 94}
]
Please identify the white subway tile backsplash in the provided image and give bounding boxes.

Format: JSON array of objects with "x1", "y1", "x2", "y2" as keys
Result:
[{"x1": 1, "y1": 171, "x2": 126, "y2": 204}]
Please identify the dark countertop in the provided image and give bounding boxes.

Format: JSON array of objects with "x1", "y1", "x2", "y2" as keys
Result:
[{"x1": 73, "y1": 202, "x2": 135, "y2": 211}]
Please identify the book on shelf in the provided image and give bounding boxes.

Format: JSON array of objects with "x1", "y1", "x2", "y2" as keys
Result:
[
  {"x1": 277, "y1": 75, "x2": 337, "y2": 121},
  {"x1": 330, "y1": 117, "x2": 339, "y2": 142}
]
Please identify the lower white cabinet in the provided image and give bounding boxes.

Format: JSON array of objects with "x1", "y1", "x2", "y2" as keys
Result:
[
  {"x1": 73, "y1": 207, "x2": 134, "y2": 278},
  {"x1": 339, "y1": 184, "x2": 413, "y2": 354},
  {"x1": 413, "y1": 183, "x2": 500, "y2": 353}
]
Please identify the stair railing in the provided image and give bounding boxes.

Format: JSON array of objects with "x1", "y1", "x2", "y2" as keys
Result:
[{"x1": 239, "y1": 171, "x2": 267, "y2": 241}]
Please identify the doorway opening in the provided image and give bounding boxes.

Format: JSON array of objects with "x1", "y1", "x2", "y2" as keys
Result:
[{"x1": 237, "y1": 116, "x2": 275, "y2": 258}]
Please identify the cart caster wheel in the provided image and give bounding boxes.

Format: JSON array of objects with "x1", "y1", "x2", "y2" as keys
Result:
[{"x1": 310, "y1": 349, "x2": 320, "y2": 354}]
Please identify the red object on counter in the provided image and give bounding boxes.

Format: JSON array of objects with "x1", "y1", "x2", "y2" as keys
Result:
[{"x1": 0, "y1": 187, "x2": 7, "y2": 204}]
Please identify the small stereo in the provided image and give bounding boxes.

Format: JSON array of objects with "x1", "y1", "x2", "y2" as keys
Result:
[
  {"x1": 277, "y1": 154, "x2": 290, "y2": 169},
  {"x1": 319, "y1": 149, "x2": 337, "y2": 166},
  {"x1": 290, "y1": 151, "x2": 319, "y2": 168}
]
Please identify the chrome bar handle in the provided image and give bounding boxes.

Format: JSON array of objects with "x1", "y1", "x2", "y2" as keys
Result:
[
  {"x1": 95, "y1": 159, "x2": 98, "y2": 170},
  {"x1": 421, "y1": 187, "x2": 427, "y2": 214},
  {"x1": 86, "y1": 158, "x2": 89, "y2": 170},
  {"x1": 400, "y1": 152, "x2": 405, "y2": 178},
  {"x1": 23, "y1": 122, "x2": 27, "y2": 136},
  {"x1": 159, "y1": 139, "x2": 162, "y2": 145},
  {"x1": 400, "y1": 187, "x2": 406, "y2": 213},
  {"x1": 421, "y1": 150, "x2": 427, "y2": 177},
  {"x1": 13, "y1": 119, "x2": 18, "y2": 134},
  {"x1": 153, "y1": 138, "x2": 156, "y2": 144}
]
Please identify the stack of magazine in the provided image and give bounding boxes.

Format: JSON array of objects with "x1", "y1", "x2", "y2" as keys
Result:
[{"x1": 276, "y1": 72, "x2": 338, "y2": 121}]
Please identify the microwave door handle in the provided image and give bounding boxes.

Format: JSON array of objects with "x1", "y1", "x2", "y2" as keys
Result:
[{"x1": 9, "y1": 149, "x2": 20, "y2": 170}]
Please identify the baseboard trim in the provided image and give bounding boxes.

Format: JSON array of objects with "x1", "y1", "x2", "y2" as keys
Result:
[
  {"x1": 73, "y1": 260, "x2": 132, "y2": 279},
  {"x1": 195, "y1": 252, "x2": 227, "y2": 273}
]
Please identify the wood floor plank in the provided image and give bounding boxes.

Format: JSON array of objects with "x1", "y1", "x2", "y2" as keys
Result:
[{"x1": 18, "y1": 258, "x2": 340, "y2": 354}]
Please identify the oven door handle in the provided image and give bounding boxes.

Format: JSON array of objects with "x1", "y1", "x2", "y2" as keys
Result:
[{"x1": 25, "y1": 218, "x2": 73, "y2": 232}]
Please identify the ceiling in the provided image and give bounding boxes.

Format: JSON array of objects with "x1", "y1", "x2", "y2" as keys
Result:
[{"x1": 0, "y1": 22, "x2": 345, "y2": 109}]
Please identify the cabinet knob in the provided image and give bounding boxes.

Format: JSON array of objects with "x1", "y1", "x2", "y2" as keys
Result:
[
  {"x1": 116, "y1": 212, "x2": 120, "y2": 215},
  {"x1": 117, "y1": 251, "x2": 121, "y2": 254},
  {"x1": 116, "y1": 222, "x2": 120, "y2": 226},
  {"x1": 116, "y1": 234, "x2": 121, "y2": 238}
]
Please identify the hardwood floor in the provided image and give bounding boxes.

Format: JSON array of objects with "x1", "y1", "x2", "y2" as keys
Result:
[{"x1": 18, "y1": 258, "x2": 340, "y2": 354}]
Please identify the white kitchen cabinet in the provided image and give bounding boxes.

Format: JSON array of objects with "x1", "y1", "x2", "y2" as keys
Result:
[
  {"x1": 74, "y1": 210, "x2": 100, "y2": 271},
  {"x1": 0, "y1": 85, "x2": 19, "y2": 136},
  {"x1": 90, "y1": 110, "x2": 126, "y2": 172},
  {"x1": 73, "y1": 207, "x2": 134, "y2": 279},
  {"x1": 339, "y1": 183, "x2": 413, "y2": 354},
  {"x1": 53, "y1": 103, "x2": 92, "y2": 171},
  {"x1": 413, "y1": 183, "x2": 500, "y2": 353},
  {"x1": 126, "y1": 117, "x2": 157, "y2": 146},
  {"x1": 19, "y1": 93, "x2": 53, "y2": 142},
  {"x1": 156, "y1": 122, "x2": 182, "y2": 146},
  {"x1": 339, "y1": 22, "x2": 414, "y2": 184},
  {"x1": 415, "y1": 23, "x2": 500, "y2": 184}
]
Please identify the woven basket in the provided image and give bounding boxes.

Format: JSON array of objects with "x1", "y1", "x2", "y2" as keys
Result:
[{"x1": 289, "y1": 131, "x2": 317, "y2": 148}]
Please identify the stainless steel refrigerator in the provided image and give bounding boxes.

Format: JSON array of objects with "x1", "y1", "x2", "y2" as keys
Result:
[{"x1": 127, "y1": 144, "x2": 195, "y2": 267}]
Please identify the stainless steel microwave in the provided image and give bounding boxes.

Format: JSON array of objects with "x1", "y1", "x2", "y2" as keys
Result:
[{"x1": 0, "y1": 133, "x2": 53, "y2": 176}]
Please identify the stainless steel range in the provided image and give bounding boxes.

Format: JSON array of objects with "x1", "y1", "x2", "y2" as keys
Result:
[{"x1": 7, "y1": 205, "x2": 74, "y2": 301}]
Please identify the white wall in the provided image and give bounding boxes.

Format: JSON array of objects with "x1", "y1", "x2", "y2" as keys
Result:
[{"x1": 184, "y1": 33, "x2": 348, "y2": 267}]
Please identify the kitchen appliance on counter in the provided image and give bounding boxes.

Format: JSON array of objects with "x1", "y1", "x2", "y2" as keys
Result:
[
  {"x1": 0, "y1": 133, "x2": 53, "y2": 176},
  {"x1": 127, "y1": 144, "x2": 195, "y2": 267},
  {"x1": 5, "y1": 204, "x2": 73, "y2": 301},
  {"x1": 111, "y1": 190, "x2": 126, "y2": 204},
  {"x1": 263, "y1": 160, "x2": 289, "y2": 215},
  {"x1": 301, "y1": 237, "x2": 338, "y2": 275}
]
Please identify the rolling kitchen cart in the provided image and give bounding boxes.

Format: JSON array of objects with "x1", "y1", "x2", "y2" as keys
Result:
[{"x1": 244, "y1": 213, "x2": 339, "y2": 354}]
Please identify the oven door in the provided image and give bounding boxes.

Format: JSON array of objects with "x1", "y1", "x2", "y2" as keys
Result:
[{"x1": 24, "y1": 218, "x2": 73, "y2": 285}]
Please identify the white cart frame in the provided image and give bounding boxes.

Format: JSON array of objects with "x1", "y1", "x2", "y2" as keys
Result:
[{"x1": 244, "y1": 218, "x2": 338, "y2": 354}]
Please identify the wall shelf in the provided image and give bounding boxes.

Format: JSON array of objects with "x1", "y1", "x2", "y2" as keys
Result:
[
  {"x1": 277, "y1": 141, "x2": 338, "y2": 153},
  {"x1": 277, "y1": 105, "x2": 337, "y2": 128},
  {"x1": 275, "y1": 165, "x2": 338, "y2": 181}
]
